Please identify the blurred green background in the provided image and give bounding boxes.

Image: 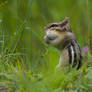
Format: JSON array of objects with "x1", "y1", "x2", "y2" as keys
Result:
[{"x1": 0, "y1": 0, "x2": 92, "y2": 92}]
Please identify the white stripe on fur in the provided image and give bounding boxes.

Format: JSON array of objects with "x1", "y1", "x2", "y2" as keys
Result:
[{"x1": 71, "y1": 46, "x2": 74, "y2": 65}]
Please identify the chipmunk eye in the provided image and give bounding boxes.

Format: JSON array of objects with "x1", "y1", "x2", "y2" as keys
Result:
[{"x1": 50, "y1": 24, "x2": 58, "y2": 28}]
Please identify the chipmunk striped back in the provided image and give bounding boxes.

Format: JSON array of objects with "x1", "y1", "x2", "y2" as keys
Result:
[
  {"x1": 67, "y1": 40, "x2": 82, "y2": 69},
  {"x1": 44, "y1": 17, "x2": 82, "y2": 69}
]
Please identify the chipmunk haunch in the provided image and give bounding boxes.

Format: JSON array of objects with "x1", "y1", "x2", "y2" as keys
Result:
[{"x1": 44, "y1": 17, "x2": 82, "y2": 70}]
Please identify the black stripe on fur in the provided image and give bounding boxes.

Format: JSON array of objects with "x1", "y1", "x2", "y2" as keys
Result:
[{"x1": 68, "y1": 46, "x2": 72, "y2": 64}]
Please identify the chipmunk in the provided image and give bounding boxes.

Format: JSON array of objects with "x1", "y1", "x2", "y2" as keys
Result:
[{"x1": 44, "y1": 17, "x2": 82, "y2": 70}]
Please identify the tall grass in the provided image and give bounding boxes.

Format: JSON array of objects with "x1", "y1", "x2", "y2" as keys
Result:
[{"x1": 0, "y1": 0, "x2": 92, "y2": 92}]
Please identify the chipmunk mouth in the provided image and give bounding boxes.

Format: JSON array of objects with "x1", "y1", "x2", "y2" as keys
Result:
[
  {"x1": 48, "y1": 36, "x2": 57, "y2": 40},
  {"x1": 44, "y1": 35, "x2": 57, "y2": 41},
  {"x1": 44, "y1": 35, "x2": 58, "y2": 44}
]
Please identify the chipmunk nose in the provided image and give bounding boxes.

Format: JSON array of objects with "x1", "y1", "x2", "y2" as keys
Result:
[
  {"x1": 44, "y1": 35, "x2": 48, "y2": 40},
  {"x1": 44, "y1": 35, "x2": 50, "y2": 44}
]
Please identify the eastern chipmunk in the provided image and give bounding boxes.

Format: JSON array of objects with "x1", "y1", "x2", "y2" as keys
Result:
[{"x1": 44, "y1": 17, "x2": 82, "y2": 70}]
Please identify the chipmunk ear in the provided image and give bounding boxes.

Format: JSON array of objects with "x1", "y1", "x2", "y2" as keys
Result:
[
  {"x1": 60, "y1": 17, "x2": 71, "y2": 31},
  {"x1": 60, "y1": 17, "x2": 69, "y2": 28},
  {"x1": 62, "y1": 17, "x2": 69, "y2": 24}
]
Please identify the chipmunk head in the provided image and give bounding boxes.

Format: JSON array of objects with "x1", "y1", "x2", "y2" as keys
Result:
[{"x1": 44, "y1": 17, "x2": 75, "y2": 49}]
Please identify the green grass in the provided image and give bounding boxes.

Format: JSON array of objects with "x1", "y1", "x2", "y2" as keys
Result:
[{"x1": 0, "y1": 0, "x2": 92, "y2": 92}]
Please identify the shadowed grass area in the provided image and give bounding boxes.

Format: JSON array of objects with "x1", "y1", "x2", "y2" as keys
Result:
[{"x1": 0, "y1": 0, "x2": 92, "y2": 92}]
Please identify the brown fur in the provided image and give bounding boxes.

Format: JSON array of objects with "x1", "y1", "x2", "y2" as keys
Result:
[
  {"x1": 44, "y1": 17, "x2": 74, "y2": 50},
  {"x1": 44, "y1": 17, "x2": 82, "y2": 70}
]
